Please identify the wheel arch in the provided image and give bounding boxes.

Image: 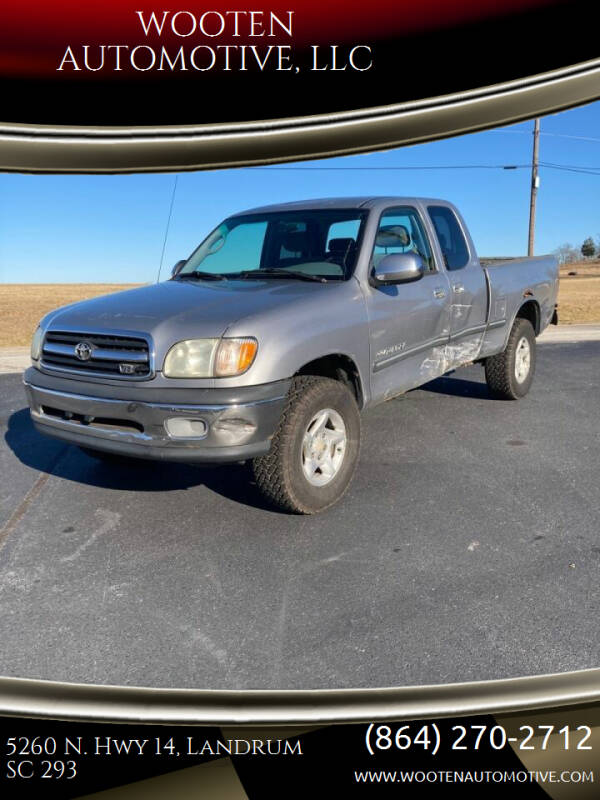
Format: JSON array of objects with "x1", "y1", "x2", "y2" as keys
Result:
[
  {"x1": 294, "y1": 353, "x2": 366, "y2": 409},
  {"x1": 514, "y1": 298, "x2": 541, "y2": 336}
]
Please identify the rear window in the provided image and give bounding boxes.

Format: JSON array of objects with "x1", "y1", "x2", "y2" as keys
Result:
[{"x1": 428, "y1": 205, "x2": 470, "y2": 271}]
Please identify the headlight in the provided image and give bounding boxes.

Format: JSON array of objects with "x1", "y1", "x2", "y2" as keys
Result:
[
  {"x1": 163, "y1": 337, "x2": 258, "y2": 378},
  {"x1": 163, "y1": 338, "x2": 218, "y2": 377},
  {"x1": 31, "y1": 326, "x2": 44, "y2": 361}
]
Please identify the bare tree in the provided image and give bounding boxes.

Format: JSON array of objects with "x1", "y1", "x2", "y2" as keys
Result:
[{"x1": 553, "y1": 243, "x2": 580, "y2": 265}]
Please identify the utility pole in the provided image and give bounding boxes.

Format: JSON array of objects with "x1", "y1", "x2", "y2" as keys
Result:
[{"x1": 527, "y1": 118, "x2": 540, "y2": 257}]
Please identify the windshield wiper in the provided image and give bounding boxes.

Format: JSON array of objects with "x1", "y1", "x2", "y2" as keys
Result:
[
  {"x1": 176, "y1": 271, "x2": 227, "y2": 281},
  {"x1": 236, "y1": 269, "x2": 327, "y2": 283}
]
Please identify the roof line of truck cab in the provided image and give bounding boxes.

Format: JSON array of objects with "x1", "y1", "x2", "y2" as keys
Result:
[{"x1": 232, "y1": 196, "x2": 456, "y2": 217}]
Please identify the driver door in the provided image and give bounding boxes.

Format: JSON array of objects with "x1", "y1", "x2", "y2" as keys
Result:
[{"x1": 365, "y1": 206, "x2": 452, "y2": 402}]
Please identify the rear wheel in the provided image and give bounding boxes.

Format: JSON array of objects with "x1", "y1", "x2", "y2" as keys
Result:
[
  {"x1": 485, "y1": 317, "x2": 536, "y2": 399},
  {"x1": 252, "y1": 376, "x2": 361, "y2": 514}
]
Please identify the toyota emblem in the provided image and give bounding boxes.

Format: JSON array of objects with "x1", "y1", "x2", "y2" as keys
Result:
[{"x1": 74, "y1": 342, "x2": 92, "y2": 361}]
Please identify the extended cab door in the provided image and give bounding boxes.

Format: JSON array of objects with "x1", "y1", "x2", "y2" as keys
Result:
[
  {"x1": 364, "y1": 205, "x2": 452, "y2": 401},
  {"x1": 427, "y1": 204, "x2": 488, "y2": 346}
]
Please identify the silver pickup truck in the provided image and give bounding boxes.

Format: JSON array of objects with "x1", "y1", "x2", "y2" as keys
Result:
[{"x1": 24, "y1": 197, "x2": 559, "y2": 513}]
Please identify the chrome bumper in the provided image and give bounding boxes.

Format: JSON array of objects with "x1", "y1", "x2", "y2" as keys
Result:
[{"x1": 24, "y1": 380, "x2": 287, "y2": 463}]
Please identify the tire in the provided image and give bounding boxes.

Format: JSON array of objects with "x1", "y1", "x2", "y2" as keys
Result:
[
  {"x1": 252, "y1": 375, "x2": 361, "y2": 514},
  {"x1": 484, "y1": 317, "x2": 536, "y2": 400}
]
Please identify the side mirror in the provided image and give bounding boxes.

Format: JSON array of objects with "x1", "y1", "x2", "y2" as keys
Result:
[
  {"x1": 171, "y1": 260, "x2": 186, "y2": 278},
  {"x1": 372, "y1": 253, "x2": 425, "y2": 285}
]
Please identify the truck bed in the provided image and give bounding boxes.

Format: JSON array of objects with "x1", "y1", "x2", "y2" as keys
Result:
[{"x1": 477, "y1": 254, "x2": 559, "y2": 360}]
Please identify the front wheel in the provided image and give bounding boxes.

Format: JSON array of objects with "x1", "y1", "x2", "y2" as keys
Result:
[
  {"x1": 484, "y1": 317, "x2": 536, "y2": 400},
  {"x1": 252, "y1": 376, "x2": 361, "y2": 514}
]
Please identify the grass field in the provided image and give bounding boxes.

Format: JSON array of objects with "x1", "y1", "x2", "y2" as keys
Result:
[
  {"x1": 557, "y1": 259, "x2": 600, "y2": 324},
  {"x1": 0, "y1": 284, "x2": 142, "y2": 348},
  {"x1": 1, "y1": 267, "x2": 600, "y2": 347}
]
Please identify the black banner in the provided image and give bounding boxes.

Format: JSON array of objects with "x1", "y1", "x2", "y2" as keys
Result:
[{"x1": 1, "y1": 709, "x2": 598, "y2": 798}]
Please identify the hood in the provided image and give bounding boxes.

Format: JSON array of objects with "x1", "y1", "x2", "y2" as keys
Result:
[{"x1": 43, "y1": 278, "x2": 331, "y2": 361}]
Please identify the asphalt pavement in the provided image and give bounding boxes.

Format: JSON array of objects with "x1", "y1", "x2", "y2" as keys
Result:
[{"x1": 0, "y1": 340, "x2": 598, "y2": 690}]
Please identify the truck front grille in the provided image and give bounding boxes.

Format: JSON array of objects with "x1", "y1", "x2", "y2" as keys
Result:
[{"x1": 41, "y1": 331, "x2": 152, "y2": 379}]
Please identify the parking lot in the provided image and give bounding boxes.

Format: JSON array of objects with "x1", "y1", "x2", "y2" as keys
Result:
[{"x1": 0, "y1": 340, "x2": 598, "y2": 690}]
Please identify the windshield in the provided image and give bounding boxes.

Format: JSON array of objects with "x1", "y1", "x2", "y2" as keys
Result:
[{"x1": 177, "y1": 209, "x2": 368, "y2": 281}]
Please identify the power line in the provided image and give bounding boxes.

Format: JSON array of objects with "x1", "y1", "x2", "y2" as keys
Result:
[
  {"x1": 540, "y1": 161, "x2": 600, "y2": 174},
  {"x1": 248, "y1": 162, "x2": 600, "y2": 174},
  {"x1": 251, "y1": 164, "x2": 532, "y2": 171},
  {"x1": 487, "y1": 129, "x2": 600, "y2": 144},
  {"x1": 539, "y1": 132, "x2": 600, "y2": 144}
]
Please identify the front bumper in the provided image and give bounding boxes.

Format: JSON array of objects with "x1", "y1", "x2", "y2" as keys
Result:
[{"x1": 23, "y1": 370, "x2": 289, "y2": 463}]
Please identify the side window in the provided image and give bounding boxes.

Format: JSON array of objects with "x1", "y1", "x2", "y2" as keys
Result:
[
  {"x1": 428, "y1": 206, "x2": 470, "y2": 271},
  {"x1": 372, "y1": 207, "x2": 435, "y2": 272}
]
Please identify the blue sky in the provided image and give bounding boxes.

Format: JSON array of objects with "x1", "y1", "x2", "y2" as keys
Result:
[{"x1": 2, "y1": 100, "x2": 600, "y2": 284}]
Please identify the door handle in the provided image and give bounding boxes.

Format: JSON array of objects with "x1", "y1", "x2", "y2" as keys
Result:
[
  {"x1": 453, "y1": 283, "x2": 465, "y2": 293},
  {"x1": 433, "y1": 287, "x2": 447, "y2": 299}
]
